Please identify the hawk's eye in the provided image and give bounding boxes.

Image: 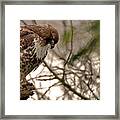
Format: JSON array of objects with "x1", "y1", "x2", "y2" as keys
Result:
[{"x1": 46, "y1": 38, "x2": 54, "y2": 45}]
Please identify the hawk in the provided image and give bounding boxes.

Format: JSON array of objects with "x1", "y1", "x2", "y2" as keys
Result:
[{"x1": 20, "y1": 24, "x2": 59, "y2": 100}]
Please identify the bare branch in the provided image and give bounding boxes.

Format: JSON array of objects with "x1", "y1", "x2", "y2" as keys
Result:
[{"x1": 43, "y1": 60, "x2": 90, "y2": 100}]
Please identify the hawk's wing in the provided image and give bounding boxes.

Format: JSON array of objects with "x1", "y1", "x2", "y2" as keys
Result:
[{"x1": 20, "y1": 27, "x2": 41, "y2": 80}]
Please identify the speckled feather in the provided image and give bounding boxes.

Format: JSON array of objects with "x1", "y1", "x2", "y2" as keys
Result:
[{"x1": 20, "y1": 24, "x2": 59, "y2": 80}]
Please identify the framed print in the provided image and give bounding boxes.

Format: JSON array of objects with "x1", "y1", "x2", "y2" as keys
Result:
[{"x1": 0, "y1": 0, "x2": 119, "y2": 119}]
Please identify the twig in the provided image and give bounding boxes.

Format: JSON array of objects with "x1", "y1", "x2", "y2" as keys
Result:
[
  {"x1": 40, "y1": 82, "x2": 60, "y2": 99},
  {"x1": 62, "y1": 20, "x2": 74, "y2": 79},
  {"x1": 29, "y1": 74, "x2": 41, "y2": 100},
  {"x1": 21, "y1": 20, "x2": 27, "y2": 25},
  {"x1": 32, "y1": 20, "x2": 37, "y2": 25},
  {"x1": 86, "y1": 82, "x2": 99, "y2": 100},
  {"x1": 36, "y1": 77, "x2": 56, "y2": 81},
  {"x1": 43, "y1": 60, "x2": 90, "y2": 100}
]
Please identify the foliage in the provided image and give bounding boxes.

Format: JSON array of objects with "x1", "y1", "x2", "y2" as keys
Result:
[
  {"x1": 69, "y1": 20, "x2": 100, "y2": 64},
  {"x1": 63, "y1": 30, "x2": 72, "y2": 44}
]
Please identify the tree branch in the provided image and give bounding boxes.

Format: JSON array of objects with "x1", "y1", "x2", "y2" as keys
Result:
[{"x1": 43, "y1": 60, "x2": 90, "y2": 100}]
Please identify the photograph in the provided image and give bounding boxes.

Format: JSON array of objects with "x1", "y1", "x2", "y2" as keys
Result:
[
  {"x1": 20, "y1": 20, "x2": 100, "y2": 100},
  {"x1": 2, "y1": 1, "x2": 117, "y2": 118}
]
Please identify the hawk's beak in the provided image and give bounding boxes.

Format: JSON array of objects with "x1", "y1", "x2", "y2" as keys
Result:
[
  {"x1": 50, "y1": 40, "x2": 55, "y2": 49},
  {"x1": 51, "y1": 44, "x2": 55, "y2": 49}
]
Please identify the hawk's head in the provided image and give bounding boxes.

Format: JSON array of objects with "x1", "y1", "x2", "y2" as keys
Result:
[
  {"x1": 20, "y1": 24, "x2": 59, "y2": 60},
  {"x1": 23, "y1": 24, "x2": 59, "y2": 49},
  {"x1": 47, "y1": 24, "x2": 59, "y2": 49}
]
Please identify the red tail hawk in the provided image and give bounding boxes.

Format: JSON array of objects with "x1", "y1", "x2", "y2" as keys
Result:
[{"x1": 20, "y1": 24, "x2": 59, "y2": 99}]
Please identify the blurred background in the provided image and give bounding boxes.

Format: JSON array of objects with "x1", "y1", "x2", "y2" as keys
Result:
[{"x1": 20, "y1": 20, "x2": 100, "y2": 100}]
